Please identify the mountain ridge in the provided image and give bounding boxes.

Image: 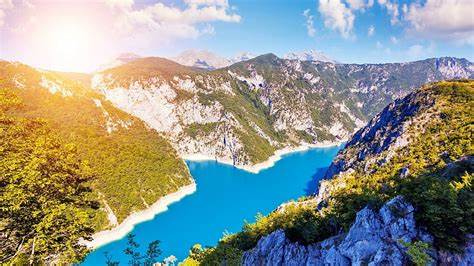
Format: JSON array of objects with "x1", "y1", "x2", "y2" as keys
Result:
[
  {"x1": 182, "y1": 80, "x2": 474, "y2": 265},
  {"x1": 284, "y1": 49, "x2": 336, "y2": 63},
  {"x1": 92, "y1": 55, "x2": 473, "y2": 169}
]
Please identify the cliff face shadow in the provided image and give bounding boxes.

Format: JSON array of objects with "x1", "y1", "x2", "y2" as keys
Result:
[{"x1": 305, "y1": 167, "x2": 329, "y2": 196}]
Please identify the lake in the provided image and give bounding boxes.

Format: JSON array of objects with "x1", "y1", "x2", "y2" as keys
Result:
[{"x1": 82, "y1": 146, "x2": 341, "y2": 264}]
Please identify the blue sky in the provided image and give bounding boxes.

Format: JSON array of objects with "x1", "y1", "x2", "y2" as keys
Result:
[
  {"x1": 175, "y1": 0, "x2": 474, "y2": 63},
  {"x1": 0, "y1": 0, "x2": 473, "y2": 72}
]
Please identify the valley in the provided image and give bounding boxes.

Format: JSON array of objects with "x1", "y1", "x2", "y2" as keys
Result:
[
  {"x1": 92, "y1": 54, "x2": 473, "y2": 170},
  {"x1": 2, "y1": 1, "x2": 473, "y2": 265},
  {"x1": 1, "y1": 54, "x2": 473, "y2": 265}
]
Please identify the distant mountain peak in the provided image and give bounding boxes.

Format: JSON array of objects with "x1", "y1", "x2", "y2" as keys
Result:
[
  {"x1": 230, "y1": 52, "x2": 257, "y2": 64},
  {"x1": 97, "y1": 53, "x2": 142, "y2": 72},
  {"x1": 284, "y1": 49, "x2": 336, "y2": 63},
  {"x1": 172, "y1": 49, "x2": 231, "y2": 70},
  {"x1": 116, "y1": 53, "x2": 141, "y2": 62}
]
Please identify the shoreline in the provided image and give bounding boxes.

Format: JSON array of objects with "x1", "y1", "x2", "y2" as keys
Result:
[
  {"x1": 84, "y1": 182, "x2": 197, "y2": 249},
  {"x1": 182, "y1": 141, "x2": 344, "y2": 174},
  {"x1": 84, "y1": 142, "x2": 342, "y2": 249}
]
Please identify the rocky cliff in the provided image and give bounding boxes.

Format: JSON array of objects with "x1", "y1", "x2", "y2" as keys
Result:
[
  {"x1": 183, "y1": 80, "x2": 473, "y2": 265},
  {"x1": 92, "y1": 55, "x2": 473, "y2": 168},
  {"x1": 243, "y1": 196, "x2": 473, "y2": 265}
]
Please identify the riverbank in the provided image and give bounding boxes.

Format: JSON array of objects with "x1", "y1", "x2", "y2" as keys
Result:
[
  {"x1": 83, "y1": 142, "x2": 342, "y2": 250},
  {"x1": 182, "y1": 141, "x2": 344, "y2": 174},
  {"x1": 84, "y1": 182, "x2": 197, "y2": 249}
]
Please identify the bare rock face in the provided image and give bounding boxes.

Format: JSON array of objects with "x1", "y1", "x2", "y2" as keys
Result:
[{"x1": 242, "y1": 196, "x2": 473, "y2": 265}]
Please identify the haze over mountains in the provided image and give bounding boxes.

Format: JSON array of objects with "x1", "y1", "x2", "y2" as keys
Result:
[
  {"x1": 99, "y1": 49, "x2": 337, "y2": 71},
  {"x1": 283, "y1": 50, "x2": 336, "y2": 63},
  {"x1": 96, "y1": 53, "x2": 142, "y2": 71}
]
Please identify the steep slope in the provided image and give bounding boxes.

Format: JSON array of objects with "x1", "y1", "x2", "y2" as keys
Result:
[
  {"x1": 92, "y1": 54, "x2": 473, "y2": 170},
  {"x1": 183, "y1": 80, "x2": 473, "y2": 265},
  {"x1": 0, "y1": 90, "x2": 96, "y2": 264},
  {"x1": 0, "y1": 61, "x2": 192, "y2": 229}
]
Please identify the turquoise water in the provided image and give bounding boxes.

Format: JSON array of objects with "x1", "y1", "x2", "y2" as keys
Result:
[{"x1": 82, "y1": 146, "x2": 340, "y2": 265}]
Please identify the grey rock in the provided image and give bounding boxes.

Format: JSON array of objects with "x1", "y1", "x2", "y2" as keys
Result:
[
  {"x1": 399, "y1": 167, "x2": 409, "y2": 178},
  {"x1": 242, "y1": 196, "x2": 473, "y2": 265}
]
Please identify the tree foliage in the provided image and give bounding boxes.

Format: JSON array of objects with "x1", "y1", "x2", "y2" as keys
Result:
[
  {"x1": 104, "y1": 234, "x2": 161, "y2": 266},
  {"x1": 0, "y1": 88, "x2": 96, "y2": 264},
  {"x1": 400, "y1": 240, "x2": 433, "y2": 266}
]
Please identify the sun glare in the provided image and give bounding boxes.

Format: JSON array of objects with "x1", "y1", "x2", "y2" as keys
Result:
[
  {"x1": 42, "y1": 21, "x2": 92, "y2": 72},
  {"x1": 27, "y1": 11, "x2": 105, "y2": 73},
  {"x1": 48, "y1": 23, "x2": 86, "y2": 58}
]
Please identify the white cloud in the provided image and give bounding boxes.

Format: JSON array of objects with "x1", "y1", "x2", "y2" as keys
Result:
[
  {"x1": 404, "y1": 0, "x2": 474, "y2": 45},
  {"x1": 104, "y1": 0, "x2": 133, "y2": 9},
  {"x1": 318, "y1": 0, "x2": 376, "y2": 39},
  {"x1": 0, "y1": 0, "x2": 13, "y2": 28},
  {"x1": 107, "y1": 0, "x2": 240, "y2": 40},
  {"x1": 347, "y1": 0, "x2": 374, "y2": 10},
  {"x1": 184, "y1": 0, "x2": 230, "y2": 7},
  {"x1": 0, "y1": 0, "x2": 13, "y2": 9},
  {"x1": 368, "y1": 25, "x2": 375, "y2": 36},
  {"x1": 390, "y1": 36, "x2": 398, "y2": 44},
  {"x1": 377, "y1": 0, "x2": 399, "y2": 25},
  {"x1": 318, "y1": 0, "x2": 355, "y2": 39},
  {"x1": 402, "y1": 3, "x2": 408, "y2": 14},
  {"x1": 303, "y1": 9, "x2": 316, "y2": 37},
  {"x1": 406, "y1": 43, "x2": 435, "y2": 59}
]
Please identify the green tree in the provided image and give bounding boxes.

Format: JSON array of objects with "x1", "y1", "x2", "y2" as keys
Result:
[
  {"x1": 105, "y1": 252, "x2": 119, "y2": 266},
  {"x1": 124, "y1": 234, "x2": 141, "y2": 266},
  {"x1": 105, "y1": 234, "x2": 162, "y2": 266},
  {"x1": 0, "y1": 89, "x2": 96, "y2": 264},
  {"x1": 144, "y1": 240, "x2": 161, "y2": 266},
  {"x1": 401, "y1": 240, "x2": 433, "y2": 266}
]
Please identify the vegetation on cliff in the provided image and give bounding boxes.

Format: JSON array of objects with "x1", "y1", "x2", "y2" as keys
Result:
[
  {"x1": 0, "y1": 88, "x2": 96, "y2": 264},
  {"x1": 185, "y1": 80, "x2": 474, "y2": 264},
  {"x1": 0, "y1": 62, "x2": 192, "y2": 228}
]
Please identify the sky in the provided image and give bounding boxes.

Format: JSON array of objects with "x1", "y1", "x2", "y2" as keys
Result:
[{"x1": 0, "y1": 0, "x2": 473, "y2": 72}]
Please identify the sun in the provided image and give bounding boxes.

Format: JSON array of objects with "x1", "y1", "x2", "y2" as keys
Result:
[
  {"x1": 43, "y1": 22, "x2": 92, "y2": 72},
  {"x1": 28, "y1": 13, "x2": 102, "y2": 73},
  {"x1": 48, "y1": 23, "x2": 86, "y2": 60}
]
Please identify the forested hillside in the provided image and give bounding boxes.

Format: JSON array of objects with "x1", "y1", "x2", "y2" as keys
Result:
[
  {"x1": 183, "y1": 80, "x2": 474, "y2": 265},
  {"x1": 0, "y1": 86, "x2": 95, "y2": 264},
  {"x1": 0, "y1": 61, "x2": 192, "y2": 263}
]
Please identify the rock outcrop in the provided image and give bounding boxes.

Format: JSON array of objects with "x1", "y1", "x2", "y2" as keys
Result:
[{"x1": 243, "y1": 196, "x2": 473, "y2": 265}]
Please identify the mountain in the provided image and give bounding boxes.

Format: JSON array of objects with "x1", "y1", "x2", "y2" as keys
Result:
[
  {"x1": 229, "y1": 52, "x2": 257, "y2": 64},
  {"x1": 172, "y1": 49, "x2": 231, "y2": 70},
  {"x1": 97, "y1": 53, "x2": 141, "y2": 71},
  {"x1": 284, "y1": 49, "x2": 336, "y2": 63},
  {"x1": 92, "y1": 54, "x2": 473, "y2": 169},
  {"x1": 183, "y1": 80, "x2": 474, "y2": 265},
  {"x1": 0, "y1": 61, "x2": 192, "y2": 229}
]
